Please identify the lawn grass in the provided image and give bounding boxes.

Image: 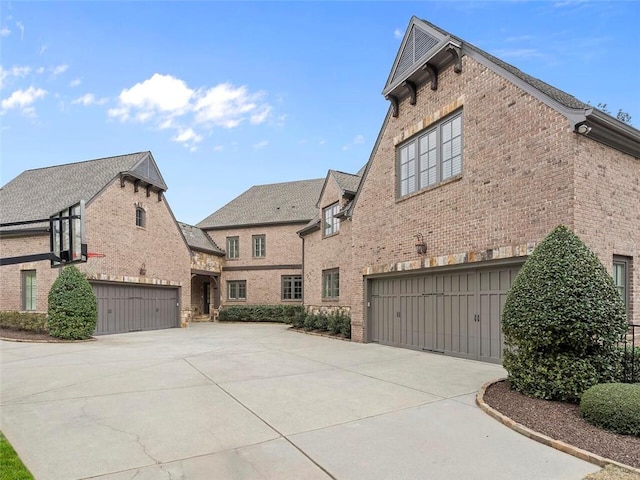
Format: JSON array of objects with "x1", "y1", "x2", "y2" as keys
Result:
[{"x1": 0, "y1": 432, "x2": 33, "y2": 480}]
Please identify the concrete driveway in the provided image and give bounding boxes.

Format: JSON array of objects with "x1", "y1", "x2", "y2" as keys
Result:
[{"x1": 1, "y1": 323, "x2": 599, "y2": 480}]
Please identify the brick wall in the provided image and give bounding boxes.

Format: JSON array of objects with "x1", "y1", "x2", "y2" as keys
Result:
[
  {"x1": 303, "y1": 175, "x2": 355, "y2": 316},
  {"x1": 0, "y1": 178, "x2": 193, "y2": 324},
  {"x1": 78, "y1": 179, "x2": 192, "y2": 323},
  {"x1": 206, "y1": 223, "x2": 305, "y2": 306},
  {"x1": 350, "y1": 55, "x2": 579, "y2": 342},
  {"x1": 573, "y1": 138, "x2": 639, "y2": 324},
  {"x1": 0, "y1": 233, "x2": 60, "y2": 312}
]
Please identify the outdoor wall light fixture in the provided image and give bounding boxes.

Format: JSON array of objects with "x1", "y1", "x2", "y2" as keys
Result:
[
  {"x1": 415, "y1": 233, "x2": 427, "y2": 255},
  {"x1": 577, "y1": 123, "x2": 592, "y2": 135},
  {"x1": 140, "y1": 263, "x2": 146, "y2": 276}
]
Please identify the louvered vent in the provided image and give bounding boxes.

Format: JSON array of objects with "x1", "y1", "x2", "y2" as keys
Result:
[{"x1": 392, "y1": 26, "x2": 439, "y2": 84}]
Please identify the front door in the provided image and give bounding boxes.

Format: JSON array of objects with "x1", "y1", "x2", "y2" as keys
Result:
[{"x1": 203, "y1": 281, "x2": 210, "y2": 315}]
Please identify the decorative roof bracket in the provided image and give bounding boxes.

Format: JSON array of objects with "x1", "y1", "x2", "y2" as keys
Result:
[
  {"x1": 402, "y1": 81, "x2": 417, "y2": 105},
  {"x1": 120, "y1": 173, "x2": 126, "y2": 188},
  {"x1": 386, "y1": 94, "x2": 399, "y2": 117},
  {"x1": 422, "y1": 63, "x2": 438, "y2": 90},
  {"x1": 146, "y1": 184, "x2": 151, "y2": 198},
  {"x1": 446, "y1": 45, "x2": 462, "y2": 73},
  {"x1": 133, "y1": 179, "x2": 140, "y2": 193}
]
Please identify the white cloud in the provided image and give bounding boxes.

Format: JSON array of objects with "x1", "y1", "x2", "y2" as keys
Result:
[
  {"x1": 253, "y1": 140, "x2": 269, "y2": 150},
  {"x1": 50, "y1": 64, "x2": 68, "y2": 77},
  {"x1": 109, "y1": 73, "x2": 272, "y2": 149},
  {"x1": 0, "y1": 65, "x2": 31, "y2": 88},
  {"x1": 0, "y1": 27, "x2": 10, "y2": 37},
  {"x1": 111, "y1": 73, "x2": 194, "y2": 122},
  {"x1": 1, "y1": 86, "x2": 47, "y2": 115},
  {"x1": 72, "y1": 93, "x2": 108, "y2": 106},
  {"x1": 342, "y1": 134, "x2": 365, "y2": 151},
  {"x1": 173, "y1": 128, "x2": 202, "y2": 143},
  {"x1": 40, "y1": 45, "x2": 47, "y2": 55},
  {"x1": 36, "y1": 66, "x2": 45, "y2": 74},
  {"x1": 70, "y1": 77, "x2": 82, "y2": 87},
  {"x1": 394, "y1": 28, "x2": 403, "y2": 40},
  {"x1": 213, "y1": 145, "x2": 224, "y2": 152},
  {"x1": 194, "y1": 83, "x2": 265, "y2": 128},
  {"x1": 16, "y1": 21, "x2": 23, "y2": 40}
]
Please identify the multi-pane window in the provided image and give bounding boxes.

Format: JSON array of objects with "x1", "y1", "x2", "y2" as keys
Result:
[
  {"x1": 22, "y1": 270, "x2": 36, "y2": 311},
  {"x1": 398, "y1": 111, "x2": 463, "y2": 197},
  {"x1": 282, "y1": 275, "x2": 303, "y2": 300},
  {"x1": 613, "y1": 256, "x2": 631, "y2": 318},
  {"x1": 322, "y1": 269, "x2": 339, "y2": 300},
  {"x1": 323, "y1": 203, "x2": 340, "y2": 237},
  {"x1": 227, "y1": 280, "x2": 246, "y2": 300},
  {"x1": 226, "y1": 237, "x2": 239, "y2": 259},
  {"x1": 252, "y1": 235, "x2": 266, "y2": 258},
  {"x1": 135, "y1": 207, "x2": 146, "y2": 227}
]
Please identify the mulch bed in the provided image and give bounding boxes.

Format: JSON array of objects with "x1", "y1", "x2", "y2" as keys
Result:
[
  {"x1": 483, "y1": 380, "x2": 640, "y2": 469},
  {"x1": 0, "y1": 328, "x2": 94, "y2": 343}
]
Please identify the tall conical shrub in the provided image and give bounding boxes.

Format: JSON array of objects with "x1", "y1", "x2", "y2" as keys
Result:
[
  {"x1": 48, "y1": 265, "x2": 97, "y2": 339},
  {"x1": 502, "y1": 225, "x2": 627, "y2": 402}
]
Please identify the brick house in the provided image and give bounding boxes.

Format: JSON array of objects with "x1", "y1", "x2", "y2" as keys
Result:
[
  {"x1": 301, "y1": 17, "x2": 639, "y2": 362},
  {"x1": 197, "y1": 178, "x2": 324, "y2": 308},
  {"x1": 0, "y1": 152, "x2": 194, "y2": 334}
]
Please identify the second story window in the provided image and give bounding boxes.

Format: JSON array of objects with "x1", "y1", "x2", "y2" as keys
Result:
[
  {"x1": 252, "y1": 235, "x2": 266, "y2": 258},
  {"x1": 226, "y1": 236, "x2": 239, "y2": 259},
  {"x1": 135, "y1": 207, "x2": 146, "y2": 228},
  {"x1": 398, "y1": 111, "x2": 463, "y2": 197},
  {"x1": 323, "y1": 203, "x2": 340, "y2": 237}
]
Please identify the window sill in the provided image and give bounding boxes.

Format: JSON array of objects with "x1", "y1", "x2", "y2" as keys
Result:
[
  {"x1": 322, "y1": 298, "x2": 340, "y2": 302},
  {"x1": 226, "y1": 258, "x2": 239, "y2": 261},
  {"x1": 282, "y1": 299, "x2": 303, "y2": 302},
  {"x1": 226, "y1": 299, "x2": 246, "y2": 302},
  {"x1": 396, "y1": 174, "x2": 463, "y2": 204}
]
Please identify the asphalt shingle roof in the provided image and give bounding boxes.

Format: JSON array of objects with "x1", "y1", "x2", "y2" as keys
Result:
[
  {"x1": 197, "y1": 178, "x2": 325, "y2": 229},
  {"x1": 0, "y1": 152, "x2": 152, "y2": 229},
  {"x1": 178, "y1": 222, "x2": 224, "y2": 254},
  {"x1": 331, "y1": 170, "x2": 361, "y2": 195},
  {"x1": 421, "y1": 18, "x2": 589, "y2": 110}
]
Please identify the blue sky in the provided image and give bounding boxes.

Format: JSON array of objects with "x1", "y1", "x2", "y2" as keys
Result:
[{"x1": 1, "y1": 1, "x2": 639, "y2": 225}]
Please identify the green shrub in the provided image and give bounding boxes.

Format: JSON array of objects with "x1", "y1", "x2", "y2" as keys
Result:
[
  {"x1": 314, "y1": 313, "x2": 329, "y2": 331},
  {"x1": 303, "y1": 314, "x2": 317, "y2": 331},
  {"x1": 291, "y1": 311, "x2": 306, "y2": 328},
  {"x1": 47, "y1": 266, "x2": 97, "y2": 340},
  {"x1": 580, "y1": 383, "x2": 640, "y2": 436},
  {"x1": 0, "y1": 311, "x2": 48, "y2": 333},
  {"x1": 328, "y1": 313, "x2": 341, "y2": 335},
  {"x1": 339, "y1": 314, "x2": 351, "y2": 339},
  {"x1": 502, "y1": 225, "x2": 628, "y2": 402},
  {"x1": 218, "y1": 305, "x2": 304, "y2": 323}
]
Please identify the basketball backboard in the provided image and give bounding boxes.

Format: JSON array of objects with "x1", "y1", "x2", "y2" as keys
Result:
[{"x1": 50, "y1": 200, "x2": 87, "y2": 267}]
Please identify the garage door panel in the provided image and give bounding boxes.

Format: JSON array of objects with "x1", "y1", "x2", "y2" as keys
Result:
[
  {"x1": 368, "y1": 264, "x2": 521, "y2": 363},
  {"x1": 92, "y1": 283, "x2": 179, "y2": 335}
]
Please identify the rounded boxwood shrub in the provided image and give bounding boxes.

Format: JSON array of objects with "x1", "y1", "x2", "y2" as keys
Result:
[
  {"x1": 502, "y1": 225, "x2": 628, "y2": 402},
  {"x1": 580, "y1": 383, "x2": 640, "y2": 436},
  {"x1": 48, "y1": 265, "x2": 97, "y2": 339}
]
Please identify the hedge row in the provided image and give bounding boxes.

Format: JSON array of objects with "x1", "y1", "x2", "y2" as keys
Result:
[
  {"x1": 0, "y1": 311, "x2": 48, "y2": 333},
  {"x1": 289, "y1": 312, "x2": 351, "y2": 339},
  {"x1": 218, "y1": 305, "x2": 305, "y2": 323}
]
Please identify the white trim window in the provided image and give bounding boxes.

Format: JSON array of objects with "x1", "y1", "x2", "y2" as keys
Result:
[
  {"x1": 323, "y1": 203, "x2": 340, "y2": 237},
  {"x1": 252, "y1": 235, "x2": 266, "y2": 258},
  {"x1": 399, "y1": 111, "x2": 462, "y2": 197}
]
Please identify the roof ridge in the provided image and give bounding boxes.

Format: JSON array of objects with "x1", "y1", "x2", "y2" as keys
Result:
[
  {"x1": 19, "y1": 151, "x2": 150, "y2": 174},
  {"x1": 249, "y1": 177, "x2": 325, "y2": 188}
]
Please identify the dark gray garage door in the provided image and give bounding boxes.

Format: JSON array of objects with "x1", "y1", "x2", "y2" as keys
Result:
[
  {"x1": 91, "y1": 283, "x2": 179, "y2": 335},
  {"x1": 368, "y1": 265, "x2": 520, "y2": 363}
]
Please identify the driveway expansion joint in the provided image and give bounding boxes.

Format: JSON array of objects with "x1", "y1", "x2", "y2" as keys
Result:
[{"x1": 476, "y1": 378, "x2": 640, "y2": 476}]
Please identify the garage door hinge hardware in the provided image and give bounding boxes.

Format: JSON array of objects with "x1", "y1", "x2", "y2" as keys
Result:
[
  {"x1": 421, "y1": 293, "x2": 445, "y2": 296},
  {"x1": 474, "y1": 314, "x2": 480, "y2": 322}
]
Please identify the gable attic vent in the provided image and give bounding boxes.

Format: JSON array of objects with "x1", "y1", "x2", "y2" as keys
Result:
[{"x1": 392, "y1": 26, "x2": 439, "y2": 84}]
